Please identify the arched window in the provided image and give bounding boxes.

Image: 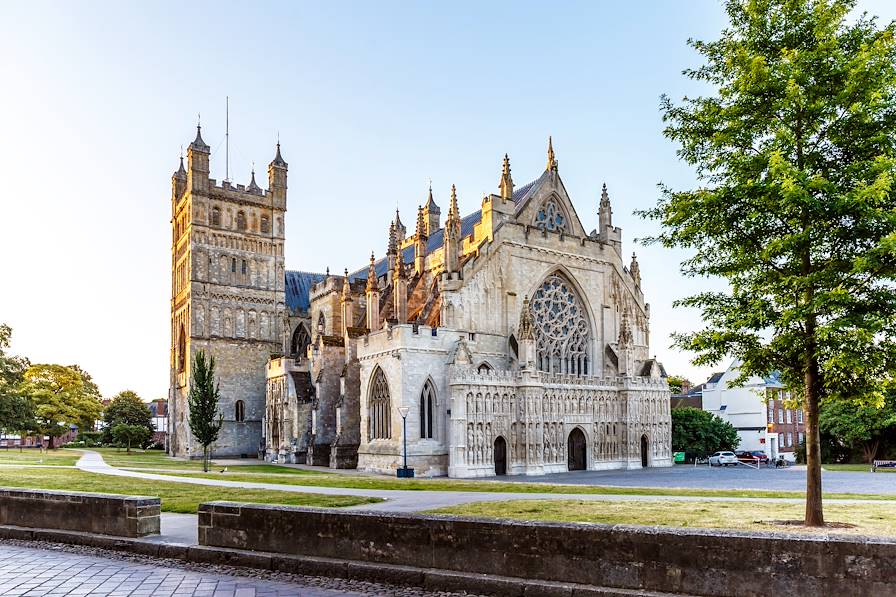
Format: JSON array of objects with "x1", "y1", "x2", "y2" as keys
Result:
[
  {"x1": 241, "y1": 259, "x2": 247, "y2": 275},
  {"x1": 290, "y1": 325, "x2": 311, "y2": 357},
  {"x1": 369, "y1": 368, "x2": 391, "y2": 440},
  {"x1": 534, "y1": 198, "x2": 568, "y2": 232},
  {"x1": 477, "y1": 362, "x2": 493, "y2": 374},
  {"x1": 317, "y1": 312, "x2": 326, "y2": 335},
  {"x1": 260, "y1": 215, "x2": 270, "y2": 234},
  {"x1": 508, "y1": 334, "x2": 519, "y2": 359},
  {"x1": 176, "y1": 324, "x2": 186, "y2": 373},
  {"x1": 420, "y1": 380, "x2": 435, "y2": 439},
  {"x1": 236, "y1": 211, "x2": 247, "y2": 231},
  {"x1": 235, "y1": 400, "x2": 245, "y2": 422},
  {"x1": 231, "y1": 258, "x2": 236, "y2": 273},
  {"x1": 211, "y1": 207, "x2": 221, "y2": 227},
  {"x1": 529, "y1": 272, "x2": 590, "y2": 375}
]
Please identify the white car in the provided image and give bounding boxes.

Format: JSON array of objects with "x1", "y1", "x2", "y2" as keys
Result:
[{"x1": 709, "y1": 451, "x2": 738, "y2": 466}]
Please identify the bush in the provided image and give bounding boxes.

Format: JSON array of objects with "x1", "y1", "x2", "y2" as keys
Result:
[
  {"x1": 671, "y1": 407, "x2": 740, "y2": 456},
  {"x1": 76, "y1": 431, "x2": 103, "y2": 447}
]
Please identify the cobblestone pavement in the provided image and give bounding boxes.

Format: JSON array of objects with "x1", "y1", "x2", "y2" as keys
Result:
[{"x1": 0, "y1": 543, "x2": 480, "y2": 597}]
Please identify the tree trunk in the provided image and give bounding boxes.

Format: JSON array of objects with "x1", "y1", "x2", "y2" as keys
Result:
[
  {"x1": 863, "y1": 440, "x2": 879, "y2": 464},
  {"x1": 804, "y1": 352, "x2": 824, "y2": 526},
  {"x1": 203, "y1": 446, "x2": 209, "y2": 473}
]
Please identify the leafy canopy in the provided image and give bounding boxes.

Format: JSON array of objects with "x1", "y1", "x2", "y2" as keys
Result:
[
  {"x1": 820, "y1": 393, "x2": 896, "y2": 462},
  {"x1": 188, "y1": 351, "x2": 223, "y2": 471},
  {"x1": 671, "y1": 407, "x2": 741, "y2": 455},
  {"x1": 103, "y1": 390, "x2": 153, "y2": 443},
  {"x1": 0, "y1": 324, "x2": 34, "y2": 434},
  {"x1": 21, "y1": 364, "x2": 104, "y2": 442}
]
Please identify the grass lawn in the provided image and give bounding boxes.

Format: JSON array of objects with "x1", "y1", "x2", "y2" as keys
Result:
[
  {"x1": 822, "y1": 463, "x2": 896, "y2": 473},
  {"x1": 163, "y1": 470, "x2": 896, "y2": 501},
  {"x1": 0, "y1": 449, "x2": 79, "y2": 466},
  {"x1": 429, "y1": 499, "x2": 896, "y2": 537},
  {"x1": 0, "y1": 466, "x2": 378, "y2": 513}
]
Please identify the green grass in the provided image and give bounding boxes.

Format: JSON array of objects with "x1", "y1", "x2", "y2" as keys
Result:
[
  {"x1": 822, "y1": 463, "x2": 896, "y2": 473},
  {"x1": 429, "y1": 499, "x2": 896, "y2": 537},
  {"x1": 162, "y1": 469, "x2": 896, "y2": 501},
  {"x1": 0, "y1": 466, "x2": 378, "y2": 513},
  {"x1": 0, "y1": 449, "x2": 79, "y2": 466}
]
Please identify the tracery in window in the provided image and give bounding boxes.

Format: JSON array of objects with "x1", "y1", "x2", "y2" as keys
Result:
[
  {"x1": 369, "y1": 367, "x2": 391, "y2": 440},
  {"x1": 291, "y1": 325, "x2": 311, "y2": 357},
  {"x1": 534, "y1": 198, "x2": 567, "y2": 233},
  {"x1": 529, "y1": 273, "x2": 590, "y2": 375},
  {"x1": 420, "y1": 380, "x2": 435, "y2": 439}
]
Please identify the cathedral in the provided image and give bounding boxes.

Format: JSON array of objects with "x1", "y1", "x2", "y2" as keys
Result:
[{"x1": 169, "y1": 126, "x2": 672, "y2": 476}]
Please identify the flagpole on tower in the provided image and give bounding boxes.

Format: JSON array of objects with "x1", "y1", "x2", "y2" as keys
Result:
[{"x1": 225, "y1": 96, "x2": 230, "y2": 183}]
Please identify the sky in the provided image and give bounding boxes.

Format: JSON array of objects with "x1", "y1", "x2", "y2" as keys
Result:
[{"x1": 1, "y1": 1, "x2": 894, "y2": 401}]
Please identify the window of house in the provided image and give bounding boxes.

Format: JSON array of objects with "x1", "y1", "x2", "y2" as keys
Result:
[
  {"x1": 787, "y1": 432, "x2": 792, "y2": 447},
  {"x1": 798, "y1": 432, "x2": 804, "y2": 444},
  {"x1": 369, "y1": 368, "x2": 391, "y2": 440},
  {"x1": 236, "y1": 211, "x2": 247, "y2": 231},
  {"x1": 798, "y1": 409, "x2": 803, "y2": 424},
  {"x1": 260, "y1": 215, "x2": 270, "y2": 234},
  {"x1": 778, "y1": 408, "x2": 784, "y2": 424},
  {"x1": 786, "y1": 409, "x2": 792, "y2": 424},
  {"x1": 420, "y1": 380, "x2": 435, "y2": 439},
  {"x1": 235, "y1": 400, "x2": 245, "y2": 422},
  {"x1": 767, "y1": 403, "x2": 774, "y2": 422}
]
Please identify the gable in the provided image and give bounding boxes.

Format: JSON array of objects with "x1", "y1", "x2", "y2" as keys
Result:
[{"x1": 512, "y1": 171, "x2": 588, "y2": 238}]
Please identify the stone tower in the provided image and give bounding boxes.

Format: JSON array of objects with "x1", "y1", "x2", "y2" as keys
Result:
[{"x1": 169, "y1": 125, "x2": 287, "y2": 458}]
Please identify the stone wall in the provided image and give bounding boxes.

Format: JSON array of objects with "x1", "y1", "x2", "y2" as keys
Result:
[
  {"x1": 198, "y1": 504, "x2": 896, "y2": 597},
  {"x1": 0, "y1": 488, "x2": 160, "y2": 537}
]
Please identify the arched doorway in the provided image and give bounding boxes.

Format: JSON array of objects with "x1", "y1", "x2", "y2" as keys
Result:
[
  {"x1": 567, "y1": 428, "x2": 587, "y2": 471},
  {"x1": 640, "y1": 435, "x2": 649, "y2": 468},
  {"x1": 494, "y1": 436, "x2": 507, "y2": 476}
]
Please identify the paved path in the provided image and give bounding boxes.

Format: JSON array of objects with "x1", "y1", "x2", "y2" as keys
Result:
[
  {"x1": 0, "y1": 543, "x2": 457, "y2": 596},
  {"x1": 74, "y1": 452, "x2": 892, "y2": 513}
]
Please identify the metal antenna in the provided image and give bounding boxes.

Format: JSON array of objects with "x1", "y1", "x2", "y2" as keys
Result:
[{"x1": 225, "y1": 96, "x2": 230, "y2": 182}]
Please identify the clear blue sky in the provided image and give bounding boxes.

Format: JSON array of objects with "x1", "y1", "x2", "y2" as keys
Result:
[{"x1": 1, "y1": 1, "x2": 893, "y2": 400}]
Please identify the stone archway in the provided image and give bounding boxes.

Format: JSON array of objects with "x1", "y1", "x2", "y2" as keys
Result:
[
  {"x1": 641, "y1": 434, "x2": 649, "y2": 468},
  {"x1": 567, "y1": 428, "x2": 587, "y2": 471},
  {"x1": 494, "y1": 436, "x2": 507, "y2": 476}
]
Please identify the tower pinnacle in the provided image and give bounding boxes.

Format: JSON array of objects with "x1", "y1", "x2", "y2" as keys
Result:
[
  {"x1": 499, "y1": 153, "x2": 514, "y2": 199},
  {"x1": 546, "y1": 136, "x2": 557, "y2": 172}
]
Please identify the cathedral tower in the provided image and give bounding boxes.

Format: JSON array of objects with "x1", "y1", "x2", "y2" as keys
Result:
[{"x1": 169, "y1": 126, "x2": 287, "y2": 458}]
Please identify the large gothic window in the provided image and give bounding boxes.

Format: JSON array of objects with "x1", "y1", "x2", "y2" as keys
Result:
[
  {"x1": 534, "y1": 198, "x2": 567, "y2": 233},
  {"x1": 420, "y1": 380, "x2": 435, "y2": 439},
  {"x1": 530, "y1": 273, "x2": 590, "y2": 375},
  {"x1": 369, "y1": 367, "x2": 391, "y2": 440}
]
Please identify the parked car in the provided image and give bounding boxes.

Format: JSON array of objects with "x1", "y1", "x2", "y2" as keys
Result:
[
  {"x1": 736, "y1": 450, "x2": 769, "y2": 463},
  {"x1": 709, "y1": 451, "x2": 738, "y2": 466}
]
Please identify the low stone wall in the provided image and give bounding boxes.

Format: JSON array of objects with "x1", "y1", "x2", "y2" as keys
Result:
[
  {"x1": 0, "y1": 488, "x2": 160, "y2": 537},
  {"x1": 199, "y1": 502, "x2": 896, "y2": 597}
]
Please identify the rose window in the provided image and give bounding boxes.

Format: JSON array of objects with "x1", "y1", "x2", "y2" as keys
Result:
[{"x1": 529, "y1": 274, "x2": 590, "y2": 375}]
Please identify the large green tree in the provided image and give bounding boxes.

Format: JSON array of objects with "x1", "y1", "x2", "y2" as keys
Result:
[
  {"x1": 666, "y1": 375, "x2": 692, "y2": 394},
  {"x1": 188, "y1": 351, "x2": 223, "y2": 472},
  {"x1": 820, "y1": 393, "x2": 896, "y2": 463},
  {"x1": 21, "y1": 364, "x2": 104, "y2": 448},
  {"x1": 102, "y1": 390, "x2": 153, "y2": 444},
  {"x1": 0, "y1": 324, "x2": 34, "y2": 436},
  {"x1": 643, "y1": 0, "x2": 896, "y2": 525},
  {"x1": 110, "y1": 423, "x2": 152, "y2": 453},
  {"x1": 671, "y1": 407, "x2": 740, "y2": 456}
]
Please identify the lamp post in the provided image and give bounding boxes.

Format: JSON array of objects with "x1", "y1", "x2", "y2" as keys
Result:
[{"x1": 396, "y1": 406, "x2": 414, "y2": 478}]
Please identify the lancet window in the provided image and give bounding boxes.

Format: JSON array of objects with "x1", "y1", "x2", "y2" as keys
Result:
[
  {"x1": 420, "y1": 380, "x2": 435, "y2": 439},
  {"x1": 369, "y1": 368, "x2": 391, "y2": 440},
  {"x1": 530, "y1": 273, "x2": 590, "y2": 375}
]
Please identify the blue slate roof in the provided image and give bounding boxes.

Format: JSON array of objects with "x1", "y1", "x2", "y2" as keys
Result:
[{"x1": 285, "y1": 270, "x2": 326, "y2": 312}]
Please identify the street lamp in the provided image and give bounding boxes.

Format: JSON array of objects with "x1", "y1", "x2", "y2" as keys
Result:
[{"x1": 396, "y1": 406, "x2": 414, "y2": 478}]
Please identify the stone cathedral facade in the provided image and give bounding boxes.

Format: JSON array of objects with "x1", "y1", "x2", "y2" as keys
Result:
[{"x1": 170, "y1": 129, "x2": 672, "y2": 475}]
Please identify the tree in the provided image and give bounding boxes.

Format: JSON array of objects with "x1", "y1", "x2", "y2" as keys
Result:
[
  {"x1": 188, "y1": 351, "x2": 223, "y2": 472},
  {"x1": 820, "y1": 393, "x2": 896, "y2": 463},
  {"x1": 110, "y1": 423, "x2": 151, "y2": 453},
  {"x1": 671, "y1": 407, "x2": 740, "y2": 456},
  {"x1": 642, "y1": 0, "x2": 896, "y2": 526},
  {"x1": 0, "y1": 324, "x2": 34, "y2": 437},
  {"x1": 666, "y1": 375, "x2": 691, "y2": 394},
  {"x1": 102, "y1": 390, "x2": 153, "y2": 444},
  {"x1": 20, "y1": 364, "x2": 104, "y2": 448}
]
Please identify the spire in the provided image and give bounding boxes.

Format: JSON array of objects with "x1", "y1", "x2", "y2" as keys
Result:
[
  {"x1": 247, "y1": 168, "x2": 261, "y2": 192},
  {"x1": 415, "y1": 205, "x2": 427, "y2": 239},
  {"x1": 599, "y1": 182, "x2": 613, "y2": 237},
  {"x1": 271, "y1": 142, "x2": 287, "y2": 168},
  {"x1": 190, "y1": 122, "x2": 210, "y2": 152},
  {"x1": 499, "y1": 153, "x2": 514, "y2": 199},
  {"x1": 366, "y1": 252, "x2": 377, "y2": 293},
  {"x1": 425, "y1": 182, "x2": 438, "y2": 210},
  {"x1": 393, "y1": 207, "x2": 406, "y2": 240},
  {"x1": 174, "y1": 154, "x2": 186, "y2": 179},
  {"x1": 387, "y1": 221, "x2": 397, "y2": 255},
  {"x1": 630, "y1": 252, "x2": 641, "y2": 287},
  {"x1": 601, "y1": 182, "x2": 610, "y2": 205},
  {"x1": 449, "y1": 183, "x2": 459, "y2": 218},
  {"x1": 546, "y1": 136, "x2": 557, "y2": 172}
]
